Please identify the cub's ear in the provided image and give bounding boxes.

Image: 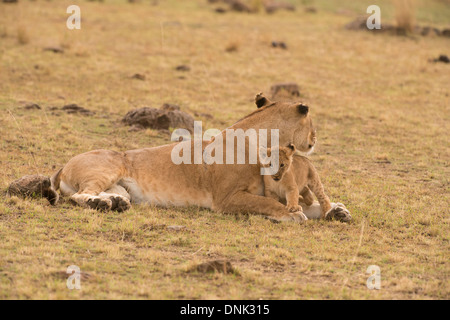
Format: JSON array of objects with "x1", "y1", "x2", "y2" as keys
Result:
[
  {"x1": 287, "y1": 143, "x2": 296, "y2": 151},
  {"x1": 255, "y1": 92, "x2": 272, "y2": 109},
  {"x1": 297, "y1": 103, "x2": 309, "y2": 115}
]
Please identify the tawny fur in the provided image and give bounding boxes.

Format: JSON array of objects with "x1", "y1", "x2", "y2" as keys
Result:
[
  {"x1": 50, "y1": 93, "x2": 350, "y2": 222},
  {"x1": 263, "y1": 145, "x2": 332, "y2": 219}
]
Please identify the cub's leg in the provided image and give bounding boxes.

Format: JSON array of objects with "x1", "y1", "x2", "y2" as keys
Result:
[
  {"x1": 99, "y1": 184, "x2": 132, "y2": 212},
  {"x1": 299, "y1": 186, "x2": 314, "y2": 206},
  {"x1": 284, "y1": 174, "x2": 301, "y2": 213}
]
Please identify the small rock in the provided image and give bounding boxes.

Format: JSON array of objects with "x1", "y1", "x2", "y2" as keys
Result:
[
  {"x1": 215, "y1": 7, "x2": 227, "y2": 13},
  {"x1": 43, "y1": 47, "x2": 64, "y2": 54},
  {"x1": 305, "y1": 6, "x2": 317, "y2": 13},
  {"x1": 7, "y1": 175, "x2": 59, "y2": 205},
  {"x1": 131, "y1": 73, "x2": 146, "y2": 80},
  {"x1": 271, "y1": 83, "x2": 301, "y2": 99},
  {"x1": 442, "y1": 29, "x2": 450, "y2": 37},
  {"x1": 271, "y1": 41, "x2": 287, "y2": 49},
  {"x1": 175, "y1": 65, "x2": 190, "y2": 72},
  {"x1": 23, "y1": 103, "x2": 41, "y2": 110},
  {"x1": 229, "y1": 0, "x2": 254, "y2": 13},
  {"x1": 192, "y1": 260, "x2": 235, "y2": 274},
  {"x1": 62, "y1": 104, "x2": 95, "y2": 116}
]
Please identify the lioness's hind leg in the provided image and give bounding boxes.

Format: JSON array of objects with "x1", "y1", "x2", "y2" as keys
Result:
[
  {"x1": 99, "y1": 185, "x2": 131, "y2": 212},
  {"x1": 70, "y1": 193, "x2": 113, "y2": 211}
]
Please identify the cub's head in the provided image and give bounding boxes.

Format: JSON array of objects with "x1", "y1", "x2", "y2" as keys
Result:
[
  {"x1": 265, "y1": 144, "x2": 296, "y2": 181},
  {"x1": 255, "y1": 93, "x2": 317, "y2": 155}
]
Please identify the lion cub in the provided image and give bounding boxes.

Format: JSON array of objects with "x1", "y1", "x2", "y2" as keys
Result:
[{"x1": 262, "y1": 144, "x2": 332, "y2": 219}]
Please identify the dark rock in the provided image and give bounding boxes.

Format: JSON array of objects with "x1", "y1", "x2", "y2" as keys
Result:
[
  {"x1": 7, "y1": 175, "x2": 59, "y2": 205},
  {"x1": 2, "y1": 0, "x2": 18, "y2": 3},
  {"x1": 215, "y1": 7, "x2": 227, "y2": 13},
  {"x1": 175, "y1": 65, "x2": 190, "y2": 72},
  {"x1": 62, "y1": 104, "x2": 95, "y2": 116},
  {"x1": 43, "y1": 47, "x2": 64, "y2": 54},
  {"x1": 434, "y1": 55, "x2": 449, "y2": 63},
  {"x1": 24, "y1": 103, "x2": 41, "y2": 110},
  {"x1": 192, "y1": 260, "x2": 235, "y2": 274},
  {"x1": 229, "y1": 0, "x2": 254, "y2": 13},
  {"x1": 441, "y1": 29, "x2": 450, "y2": 37},
  {"x1": 271, "y1": 83, "x2": 300, "y2": 99},
  {"x1": 271, "y1": 41, "x2": 287, "y2": 49},
  {"x1": 122, "y1": 105, "x2": 194, "y2": 133},
  {"x1": 131, "y1": 73, "x2": 146, "y2": 80}
]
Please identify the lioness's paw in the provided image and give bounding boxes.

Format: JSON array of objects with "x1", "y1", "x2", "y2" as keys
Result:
[
  {"x1": 87, "y1": 197, "x2": 112, "y2": 211},
  {"x1": 109, "y1": 195, "x2": 132, "y2": 212},
  {"x1": 325, "y1": 203, "x2": 352, "y2": 223}
]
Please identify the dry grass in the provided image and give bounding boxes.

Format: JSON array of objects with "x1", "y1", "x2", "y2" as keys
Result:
[
  {"x1": 0, "y1": 0, "x2": 449, "y2": 300},
  {"x1": 394, "y1": 0, "x2": 416, "y2": 33}
]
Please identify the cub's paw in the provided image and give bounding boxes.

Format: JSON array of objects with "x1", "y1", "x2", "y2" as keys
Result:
[
  {"x1": 87, "y1": 197, "x2": 112, "y2": 211},
  {"x1": 109, "y1": 195, "x2": 132, "y2": 212},
  {"x1": 325, "y1": 203, "x2": 352, "y2": 223},
  {"x1": 287, "y1": 204, "x2": 301, "y2": 213}
]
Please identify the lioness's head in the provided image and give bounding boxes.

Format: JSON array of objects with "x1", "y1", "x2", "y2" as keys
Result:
[
  {"x1": 255, "y1": 93, "x2": 316, "y2": 155},
  {"x1": 265, "y1": 144, "x2": 296, "y2": 181}
]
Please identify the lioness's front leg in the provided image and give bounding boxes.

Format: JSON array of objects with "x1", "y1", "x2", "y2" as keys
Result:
[{"x1": 217, "y1": 191, "x2": 307, "y2": 222}]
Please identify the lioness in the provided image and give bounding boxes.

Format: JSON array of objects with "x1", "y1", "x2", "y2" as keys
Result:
[
  {"x1": 262, "y1": 144, "x2": 351, "y2": 222},
  {"x1": 50, "y1": 93, "x2": 351, "y2": 222}
]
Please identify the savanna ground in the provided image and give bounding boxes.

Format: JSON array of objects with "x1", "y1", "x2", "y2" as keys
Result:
[{"x1": 0, "y1": 0, "x2": 449, "y2": 300}]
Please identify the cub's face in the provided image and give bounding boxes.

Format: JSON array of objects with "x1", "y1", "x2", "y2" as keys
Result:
[{"x1": 267, "y1": 144, "x2": 295, "y2": 181}]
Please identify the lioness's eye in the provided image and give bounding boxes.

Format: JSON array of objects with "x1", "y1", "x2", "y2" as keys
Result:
[{"x1": 280, "y1": 164, "x2": 284, "y2": 167}]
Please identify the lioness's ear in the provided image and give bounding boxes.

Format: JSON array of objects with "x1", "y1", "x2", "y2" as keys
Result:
[
  {"x1": 287, "y1": 143, "x2": 295, "y2": 151},
  {"x1": 297, "y1": 103, "x2": 309, "y2": 115},
  {"x1": 255, "y1": 92, "x2": 272, "y2": 109}
]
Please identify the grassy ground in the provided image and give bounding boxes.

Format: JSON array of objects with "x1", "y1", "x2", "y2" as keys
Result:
[{"x1": 0, "y1": 0, "x2": 449, "y2": 299}]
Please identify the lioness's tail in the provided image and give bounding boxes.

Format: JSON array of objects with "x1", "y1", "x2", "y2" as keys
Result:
[{"x1": 50, "y1": 167, "x2": 63, "y2": 191}]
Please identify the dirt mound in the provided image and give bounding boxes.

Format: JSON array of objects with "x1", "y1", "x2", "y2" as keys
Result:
[
  {"x1": 191, "y1": 260, "x2": 235, "y2": 274},
  {"x1": 346, "y1": 16, "x2": 450, "y2": 37},
  {"x1": 122, "y1": 104, "x2": 195, "y2": 133},
  {"x1": 271, "y1": 83, "x2": 300, "y2": 99},
  {"x1": 7, "y1": 174, "x2": 58, "y2": 205},
  {"x1": 432, "y1": 55, "x2": 449, "y2": 64}
]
